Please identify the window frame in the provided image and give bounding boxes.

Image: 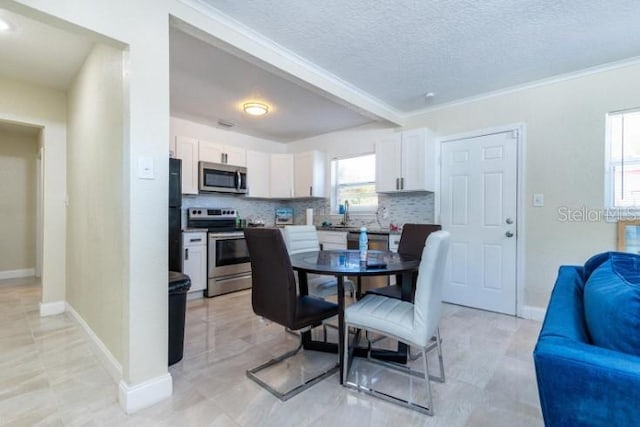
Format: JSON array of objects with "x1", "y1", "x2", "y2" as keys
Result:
[
  {"x1": 605, "y1": 108, "x2": 640, "y2": 218},
  {"x1": 331, "y1": 153, "x2": 378, "y2": 214}
]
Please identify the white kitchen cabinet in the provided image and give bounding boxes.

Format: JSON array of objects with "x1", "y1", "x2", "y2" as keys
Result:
[
  {"x1": 199, "y1": 140, "x2": 246, "y2": 167},
  {"x1": 182, "y1": 231, "x2": 207, "y2": 295},
  {"x1": 317, "y1": 230, "x2": 347, "y2": 250},
  {"x1": 375, "y1": 128, "x2": 435, "y2": 193},
  {"x1": 270, "y1": 153, "x2": 294, "y2": 198},
  {"x1": 175, "y1": 136, "x2": 199, "y2": 195},
  {"x1": 294, "y1": 151, "x2": 325, "y2": 198},
  {"x1": 246, "y1": 150, "x2": 271, "y2": 198}
]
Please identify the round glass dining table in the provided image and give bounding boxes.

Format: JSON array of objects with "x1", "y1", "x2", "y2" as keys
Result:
[{"x1": 289, "y1": 249, "x2": 420, "y2": 384}]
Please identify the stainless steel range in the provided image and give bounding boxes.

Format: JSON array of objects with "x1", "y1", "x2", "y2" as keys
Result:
[{"x1": 187, "y1": 208, "x2": 251, "y2": 297}]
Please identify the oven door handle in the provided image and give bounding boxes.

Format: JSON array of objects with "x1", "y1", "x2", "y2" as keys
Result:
[{"x1": 210, "y1": 236, "x2": 245, "y2": 241}]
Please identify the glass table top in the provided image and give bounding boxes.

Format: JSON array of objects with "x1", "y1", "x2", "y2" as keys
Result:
[{"x1": 290, "y1": 250, "x2": 419, "y2": 276}]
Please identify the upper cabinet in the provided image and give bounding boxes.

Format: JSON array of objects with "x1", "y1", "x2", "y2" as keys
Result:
[
  {"x1": 174, "y1": 133, "x2": 328, "y2": 199},
  {"x1": 375, "y1": 128, "x2": 435, "y2": 193},
  {"x1": 199, "y1": 140, "x2": 246, "y2": 167},
  {"x1": 270, "y1": 154, "x2": 294, "y2": 198},
  {"x1": 175, "y1": 136, "x2": 199, "y2": 195},
  {"x1": 294, "y1": 151, "x2": 325, "y2": 198},
  {"x1": 246, "y1": 150, "x2": 270, "y2": 198}
]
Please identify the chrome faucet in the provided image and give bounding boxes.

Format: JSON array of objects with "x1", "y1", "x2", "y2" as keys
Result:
[{"x1": 342, "y1": 200, "x2": 350, "y2": 226}]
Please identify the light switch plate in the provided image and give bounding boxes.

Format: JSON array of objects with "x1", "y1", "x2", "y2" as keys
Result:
[
  {"x1": 533, "y1": 193, "x2": 544, "y2": 207},
  {"x1": 138, "y1": 156, "x2": 154, "y2": 180}
]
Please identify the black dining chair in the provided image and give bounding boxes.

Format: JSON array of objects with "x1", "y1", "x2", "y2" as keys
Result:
[
  {"x1": 366, "y1": 224, "x2": 442, "y2": 300},
  {"x1": 244, "y1": 228, "x2": 340, "y2": 401}
]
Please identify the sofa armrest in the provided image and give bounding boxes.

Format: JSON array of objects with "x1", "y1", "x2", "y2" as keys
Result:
[{"x1": 534, "y1": 337, "x2": 640, "y2": 426}]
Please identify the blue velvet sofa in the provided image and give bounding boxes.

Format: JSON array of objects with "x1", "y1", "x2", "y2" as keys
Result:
[{"x1": 533, "y1": 263, "x2": 640, "y2": 426}]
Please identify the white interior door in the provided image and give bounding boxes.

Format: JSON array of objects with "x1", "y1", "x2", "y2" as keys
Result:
[{"x1": 440, "y1": 131, "x2": 518, "y2": 315}]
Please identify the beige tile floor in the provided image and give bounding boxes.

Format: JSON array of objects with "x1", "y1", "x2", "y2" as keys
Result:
[{"x1": 0, "y1": 277, "x2": 543, "y2": 426}]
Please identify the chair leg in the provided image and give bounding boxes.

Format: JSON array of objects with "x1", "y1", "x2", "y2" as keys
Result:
[
  {"x1": 285, "y1": 327, "x2": 300, "y2": 337},
  {"x1": 435, "y1": 328, "x2": 445, "y2": 383},
  {"x1": 343, "y1": 327, "x2": 442, "y2": 415},
  {"x1": 247, "y1": 333, "x2": 338, "y2": 401},
  {"x1": 342, "y1": 321, "x2": 350, "y2": 384},
  {"x1": 422, "y1": 345, "x2": 434, "y2": 416}
]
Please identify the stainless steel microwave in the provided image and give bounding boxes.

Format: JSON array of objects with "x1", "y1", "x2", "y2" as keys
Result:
[{"x1": 199, "y1": 161, "x2": 248, "y2": 194}]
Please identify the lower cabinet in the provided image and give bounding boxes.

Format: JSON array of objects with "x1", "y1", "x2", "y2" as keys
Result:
[
  {"x1": 182, "y1": 232, "x2": 207, "y2": 294},
  {"x1": 317, "y1": 231, "x2": 347, "y2": 250}
]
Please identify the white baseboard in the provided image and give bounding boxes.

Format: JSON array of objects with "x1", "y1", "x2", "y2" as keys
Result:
[
  {"x1": 520, "y1": 305, "x2": 547, "y2": 321},
  {"x1": 66, "y1": 302, "x2": 123, "y2": 383},
  {"x1": 65, "y1": 303, "x2": 172, "y2": 414},
  {"x1": 39, "y1": 300, "x2": 66, "y2": 317},
  {"x1": 118, "y1": 373, "x2": 173, "y2": 414},
  {"x1": 0, "y1": 268, "x2": 35, "y2": 280}
]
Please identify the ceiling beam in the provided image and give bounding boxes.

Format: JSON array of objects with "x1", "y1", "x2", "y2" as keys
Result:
[{"x1": 172, "y1": 0, "x2": 404, "y2": 127}]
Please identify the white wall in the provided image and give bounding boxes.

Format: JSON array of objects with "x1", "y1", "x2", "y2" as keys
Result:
[
  {"x1": 0, "y1": 128, "x2": 38, "y2": 273},
  {"x1": 286, "y1": 122, "x2": 392, "y2": 157},
  {"x1": 405, "y1": 62, "x2": 640, "y2": 309},
  {"x1": 67, "y1": 44, "x2": 125, "y2": 364},
  {"x1": 0, "y1": 76, "x2": 67, "y2": 304},
  {"x1": 7, "y1": 0, "x2": 172, "y2": 410}
]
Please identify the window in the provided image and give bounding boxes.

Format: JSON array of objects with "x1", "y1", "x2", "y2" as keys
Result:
[
  {"x1": 332, "y1": 154, "x2": 378, "y2": 212},
  {"x1": 606, "y1": 109, "x2": 640, "y2": 210}
]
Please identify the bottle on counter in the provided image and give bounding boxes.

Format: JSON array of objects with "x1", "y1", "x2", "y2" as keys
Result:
[{"x1": 359, "y1": 226, "x2": 368, "y2": 262}]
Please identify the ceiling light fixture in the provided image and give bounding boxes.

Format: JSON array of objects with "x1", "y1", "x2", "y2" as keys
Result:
[
  {"x1": 243, "y1": 102, "x2": 269, "y2": 116},
  {"x1": 0, "y1": 18, "x2": 12, "y2": 32}
]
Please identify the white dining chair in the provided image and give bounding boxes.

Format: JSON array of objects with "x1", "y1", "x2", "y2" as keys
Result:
[
  {"x1": 341, "y1": 230, "x2": 450, "y2": 415},
  {"x1": 283, "y1": 225, "x2": 355, "y2": 299}
]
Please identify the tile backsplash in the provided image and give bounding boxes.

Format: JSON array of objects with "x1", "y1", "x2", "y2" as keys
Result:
[
  {"x1": 182, "y1": 192, "x2": 435, "y2": 229},
  {"x1": 182, "y1": 194, "x2": 281, "y2": 226},
  {"x1": 289, "y1": 192, "x2": 435, "y2": 229}
]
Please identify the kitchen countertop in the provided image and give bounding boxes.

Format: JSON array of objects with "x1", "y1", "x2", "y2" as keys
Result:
[
  {"x1": 317, "y1": 226, "x2": 400, "y2": 235},
  {"x1": 182, "y1": 228, "x2": 245, "y2": 234},
  {"x1": 183, "y1": 226, "x2": 400, "y2": 235}
]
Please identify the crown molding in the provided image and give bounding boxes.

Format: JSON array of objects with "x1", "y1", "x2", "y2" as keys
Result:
[{"x1": 175, "y1": 0, "x2": 404, "y2": 126}]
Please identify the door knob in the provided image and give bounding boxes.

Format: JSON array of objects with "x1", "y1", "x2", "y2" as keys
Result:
[
  {"x1": 505, "y1": 218, "x2": 513, "y2": 224},
  {"x1": 505, "y1": 231, "x2": 514, "y2": 238}
]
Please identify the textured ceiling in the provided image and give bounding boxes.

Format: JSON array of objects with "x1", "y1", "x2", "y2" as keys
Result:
[
  {"x1": 202, "y1": 0, "x2": 640, "y2": 112},
  {"x1": 0, "y1": 8, "x2": 93, "y2": 90},
  {"x1": 170, "y1": 26, "x2": 374, "y2": 142}
]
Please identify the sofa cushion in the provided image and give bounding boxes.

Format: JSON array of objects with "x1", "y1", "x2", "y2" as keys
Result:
[
  {"x1": 582, "y1": 251, "x2": 615, "y2": 282},
  {"x1": 583, "y1": 252, "x2": 640, "y2": 356}
]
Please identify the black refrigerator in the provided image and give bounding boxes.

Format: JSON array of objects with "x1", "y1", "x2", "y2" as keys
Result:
[{"x1": 169, "y1": 158, "x2": 182, "y2": 272}]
